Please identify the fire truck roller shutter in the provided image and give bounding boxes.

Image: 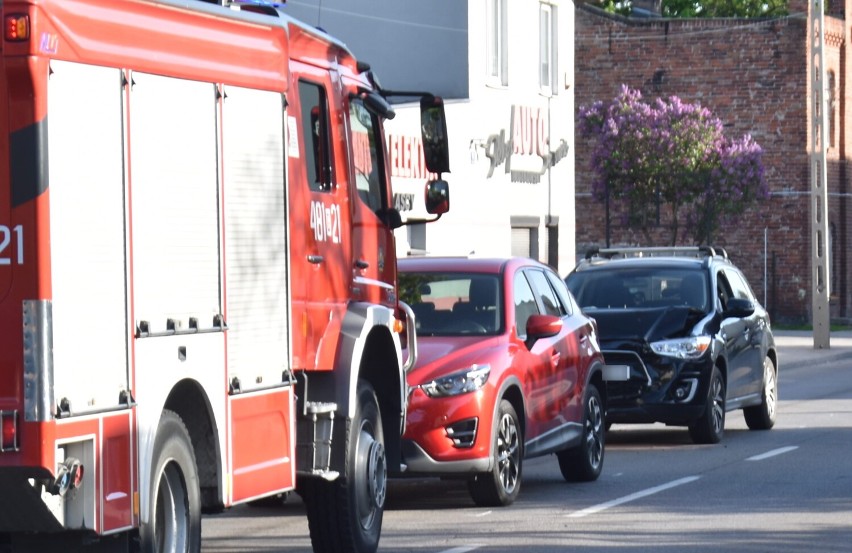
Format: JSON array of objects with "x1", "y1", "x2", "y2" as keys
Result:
[
  {"x1": 130, "y1": 72, "x2": 220, "y2": 339},
  {"x1": 222, "y1": 85, "x2": 290, "y2": 393},
  {"x1": 47, "y1": 60, "x2": 129, "y2": 415}
]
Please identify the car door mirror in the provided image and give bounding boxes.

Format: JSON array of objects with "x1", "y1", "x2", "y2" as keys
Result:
[
  {"x1": 525, "y1": 314, "x2": 562, "y2": 347},
  {"x1": 420, "y1": 95, "x2": 450, "y2": 174},
  {"x1": 724, "y1": 297, "x2": 755, "y2": 318},
  {"x1": 424, "y1": 179, "x2": 449, "y2": 215}
]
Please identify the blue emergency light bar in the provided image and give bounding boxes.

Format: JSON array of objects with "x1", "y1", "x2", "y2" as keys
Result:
[{"x1": 232, "y1": 0, "x2": 286, "y2": 7}]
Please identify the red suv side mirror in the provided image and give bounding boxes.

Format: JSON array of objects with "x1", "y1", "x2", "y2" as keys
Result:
[{"x1": 525, "y1": 314, "x2": 562, "y2": 346}]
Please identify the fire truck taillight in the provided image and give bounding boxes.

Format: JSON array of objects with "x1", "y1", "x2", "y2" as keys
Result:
[
  {"x1": 4, "y1": 14, "x2": 29, "y2": 41},
  {"x1": 1, "y1": 411, "x2": 18, "y2": 452}
]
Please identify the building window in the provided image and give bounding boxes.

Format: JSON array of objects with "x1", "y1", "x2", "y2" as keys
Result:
[
  {"x1": 408, "y1": 223, "x2": 426, "y2": 254},
  {"x1": 539, "y1": 3, "x2": 557, "y2": 95},
  {"x1": 830, "y1": 221, "x2": 837, "y2": 297},
  {"x1": 511, "y1": 216, "x2": 539, "y2": 259},
  {"x1": 487, "y1": 0, "x2": 508, "y2": 87},
  {"x1": 828, "y1": 70, "x2": 836, "y2": 149}
]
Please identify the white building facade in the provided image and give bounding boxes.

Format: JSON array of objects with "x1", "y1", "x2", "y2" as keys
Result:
[{"x1": 285, "y1": 0, "x2": 577, "y2": 274}]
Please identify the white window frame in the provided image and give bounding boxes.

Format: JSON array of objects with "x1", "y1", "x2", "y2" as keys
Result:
[
  {"x1": 539, "y1": 2, "x2": 558, "y2": 96},
  {"x1": 487, "y1": 0, "x2": 508, "y2": 87}
]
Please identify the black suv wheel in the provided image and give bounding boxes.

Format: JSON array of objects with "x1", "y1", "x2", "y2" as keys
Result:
[{"x1": 688, "y1": 366, "x2": 725, "y2": 444}]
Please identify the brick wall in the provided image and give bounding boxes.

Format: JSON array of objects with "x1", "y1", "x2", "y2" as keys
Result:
[{"x1": 575, "y1": 5, "x2": 849, "y2": 324}]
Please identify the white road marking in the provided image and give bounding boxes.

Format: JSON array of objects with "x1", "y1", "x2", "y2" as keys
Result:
[
  {"x1": 567, "y1": 475, "x2": 701, "y2": 518},
  {"x1": 473, "y1": 510, "x2": 492, "y2": 517},
  {"x1": 439, "y1": 547, "x2": 483, "y2": 553},
  {"x1": 746, "y1": 445, "x2": 799, "y2": 461}
]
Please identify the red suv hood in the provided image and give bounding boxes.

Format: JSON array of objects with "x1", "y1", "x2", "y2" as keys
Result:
[{"x1": 408, "y1": 335, "x2": 505, "y2": 386}]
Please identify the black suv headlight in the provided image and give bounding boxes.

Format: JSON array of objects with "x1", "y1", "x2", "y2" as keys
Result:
[{"x1": 650, "y1": 336, "x2": 711, "y2": 360}]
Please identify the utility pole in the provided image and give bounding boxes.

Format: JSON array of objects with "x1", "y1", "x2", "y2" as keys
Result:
[{"x1": 810, "y1": 0, "x2": 831, "y2": 348}]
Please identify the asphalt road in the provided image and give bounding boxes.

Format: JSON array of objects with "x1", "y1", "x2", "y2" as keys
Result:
[{"x1": 201, "y1": 331, "x2": 852, "y2": 552}]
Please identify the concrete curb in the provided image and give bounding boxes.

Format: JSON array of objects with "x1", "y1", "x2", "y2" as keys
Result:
[{"x1": 774, "y1": 330, "x2": 852, "y2": 369}]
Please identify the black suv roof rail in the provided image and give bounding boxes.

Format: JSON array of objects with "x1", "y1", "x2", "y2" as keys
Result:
[{"x1": 584, "y1": 246, "x2": 728, "y2": 260}]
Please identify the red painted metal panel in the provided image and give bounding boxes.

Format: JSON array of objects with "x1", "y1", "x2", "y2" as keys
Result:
[
  {"x1": 21, "y1": 0, "x2": 289, "y2": 92},
  {"x1": 230, "y1": 388, "x2": 294, "y2": 503},
  {"x1": 101, "y1": 411, "x2": 133, "y2": 532}
]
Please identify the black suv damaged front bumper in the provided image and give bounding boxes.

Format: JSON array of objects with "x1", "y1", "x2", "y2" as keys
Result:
[{"x1": 603, "y1": 349, "x2": 716, "y2": 425}]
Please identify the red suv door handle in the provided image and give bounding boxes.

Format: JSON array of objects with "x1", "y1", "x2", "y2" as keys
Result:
[{"x1": 551, "y1": 351, "x2": 561, "y2": 368}]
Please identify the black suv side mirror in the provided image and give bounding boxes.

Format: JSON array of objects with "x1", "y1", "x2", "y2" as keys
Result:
[{"x1": 724, "y1": 297, "x2": 755, "y2": 318}]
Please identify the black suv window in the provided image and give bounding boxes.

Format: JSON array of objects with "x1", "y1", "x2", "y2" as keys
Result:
[
  {"x1": 569, "y1": 268, "x2": 709, "y2": 312},
  {"x1": 717, "y1": 268, "x2": 756, "y2": 311},
  {"x1": 724, "y1": 269, "x2": 753, "y2": 301}
]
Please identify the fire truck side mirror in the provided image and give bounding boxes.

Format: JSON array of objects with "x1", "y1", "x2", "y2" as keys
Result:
[
  {"x1": 420, "y1": 95, "x2": 450, "y2": 175},
  {"x1": 424, "y1": 179, "x2": 449, "y2": 215},
  {"x1": 360, "y1": 89, "x2": 396, "y2": 120}
]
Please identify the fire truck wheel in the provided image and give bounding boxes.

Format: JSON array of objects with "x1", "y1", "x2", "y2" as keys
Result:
[
  {"x1": 303, "y1": 379, "x2": 385, "y2": 553},
  {"x1": 139, "y1": 410, "x2": 201, "y2": 553}
]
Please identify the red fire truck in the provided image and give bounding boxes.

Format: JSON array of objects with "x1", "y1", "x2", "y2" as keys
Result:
[{"x1": 0, "y1": 0, "x2": 450, "y2": 551}]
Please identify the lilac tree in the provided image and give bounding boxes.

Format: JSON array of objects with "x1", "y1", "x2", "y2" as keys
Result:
[{"x1": 578, "y1": 85, "x2": 767, "y2": 246}]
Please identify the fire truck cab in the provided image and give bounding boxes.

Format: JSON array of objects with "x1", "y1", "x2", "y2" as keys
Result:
[{"x1": 0, "y1": 0, "x2": 450, "y2": 551}]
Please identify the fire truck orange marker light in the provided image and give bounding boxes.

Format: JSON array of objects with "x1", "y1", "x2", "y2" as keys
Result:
[{"x1": 4, "y1": 14, "x2": 29, "y2": 41}]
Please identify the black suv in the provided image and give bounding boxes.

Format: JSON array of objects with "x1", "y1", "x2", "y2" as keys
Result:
[{"x1": 565, "y1": 247, "x2": 777, "y2": 444}]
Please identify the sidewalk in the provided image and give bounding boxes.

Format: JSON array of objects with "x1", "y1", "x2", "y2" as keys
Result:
[{"x1": 774, "y1": 329, "x2": 852, "y2": 368}]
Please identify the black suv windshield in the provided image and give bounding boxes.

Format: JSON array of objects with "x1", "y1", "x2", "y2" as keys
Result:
[{"x1": 567, "y1": 268, "x2": 710, "y2": 313}]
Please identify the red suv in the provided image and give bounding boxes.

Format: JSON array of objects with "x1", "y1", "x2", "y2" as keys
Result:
[{"x1": 398, "y1": 257, "x2": 608, "y2": 506}]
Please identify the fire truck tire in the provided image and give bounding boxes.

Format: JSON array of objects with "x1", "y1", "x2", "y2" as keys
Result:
[
  {"x1": 303, "y1": 379, "x2": 386, "y2": 553},
  {"x1": 139, "y1": 410, "x2": 202, "y2": 553}
]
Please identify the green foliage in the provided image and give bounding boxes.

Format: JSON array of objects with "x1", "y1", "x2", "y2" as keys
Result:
[
  {"x1": 584, "y1": 0, "x2": 789, "y2": 18},
  {"x1": 586, "y1": 0, "x2": 633, "y2": 16},
  {"x1": 662, "y1": 0, "x2": 788, "y2": 18},
  {"x1": 398, "y1": 273, "x2": 428, "y2": 305}
]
